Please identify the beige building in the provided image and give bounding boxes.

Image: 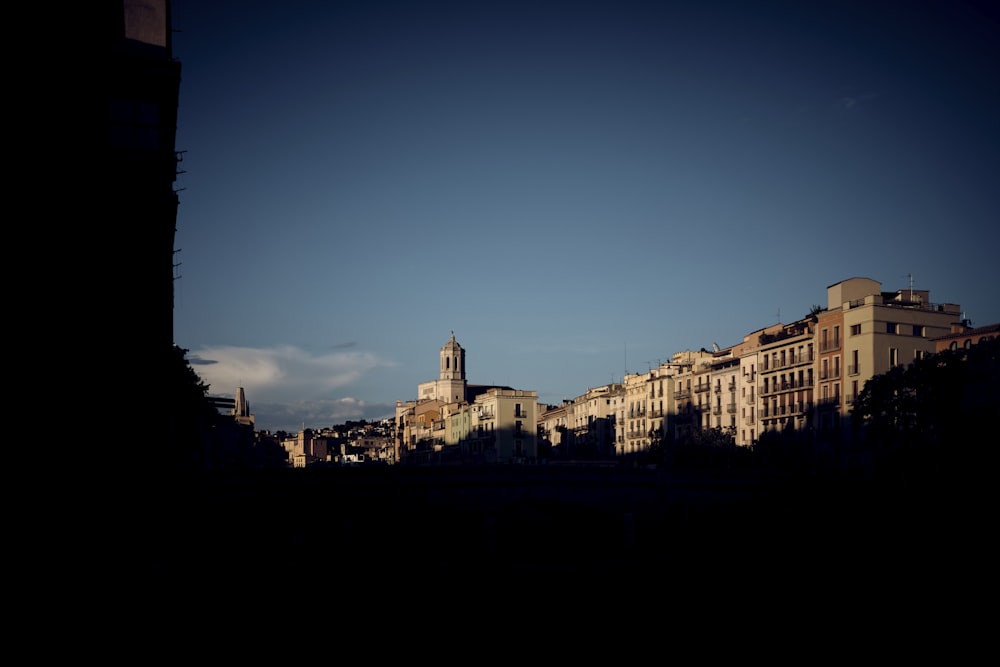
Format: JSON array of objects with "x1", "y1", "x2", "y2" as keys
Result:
[
  {"x1": 537, "y1": 401, "x2": 570, "y2": 453},
  {"x1": 820, "y1": 277, "x2": 961, "y2": 441},
  {"x1": 622, "y1": 372, "x2": 651, "y2": 454},
  {"x1": 665, "y1": 350, "x2": 714, "y2": 441},
  {"x1": 708, "y1": 344, "x2": 742, "y2": 435},
  {"x1": 755, "y1": 317, "x2": 816, "y2": 437},
  {"x1": 397, "y1": 334, "x2": 536, "y2": 464},
  {"x1": 455, "y1": 388, "x2": 538, "y2": 463}
]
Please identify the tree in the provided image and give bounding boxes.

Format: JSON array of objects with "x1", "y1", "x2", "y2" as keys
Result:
[{"x1": 851, "y1": 336, "x2": 999, "y2": 479}]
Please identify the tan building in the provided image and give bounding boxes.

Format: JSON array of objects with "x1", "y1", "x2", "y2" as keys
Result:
[
  {"x1": 665, "y1": 350, "x2": 714, "y2": 441},
  {"x1": 282, "y1": 429, "x2": 327, "y2": 468},
  {"x1": 397, "y1": 334, "x2": 534, "y2": 464},
  {"x1": 756, "y1": 317, "x2": 816, "y2": 437},
  {"x1": 819, "y1": 277, "x2": 961, "y2": 443},
  {"x1": 931, "y1": 321, "x2": 999, "y2": 353},
  {"x1": 569, "y1": 384, "x2": 623, "y2": 458},
  {"x1": 708, "y1": 344, "x2": 742, "y2": 435},
  {"x1": 458, "y1": 388, "x2": 538, "y2": 463},
  {"x1": 537, "y1": 401, "x2": 570, "y2": 453},
  {"x1": 623, "y1": 371, "x2": 652, "y2": 454}
]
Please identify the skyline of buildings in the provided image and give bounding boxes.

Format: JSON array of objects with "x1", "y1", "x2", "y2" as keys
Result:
[
  {"x1": 388, "y1": 275, "x2": 993, "y2": 464},
  {"x1": 213, "y1": 274, "x2": 994, "y2": 468}
]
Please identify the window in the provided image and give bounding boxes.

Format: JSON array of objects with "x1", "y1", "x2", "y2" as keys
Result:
[
  {"x1": 913, "y1": 325, "x2": 924, "y2": 337},
  {"x1": 890, "y1": 348, "x2": 898, "y2": 367},
  {"x1": 887, "y1": 322, "x2": 897, "y2": 334},
  {"x1": 851, "y1": 324, "x2": 861, "y2": 336}
]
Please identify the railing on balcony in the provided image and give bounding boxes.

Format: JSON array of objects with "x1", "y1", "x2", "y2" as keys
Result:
[
  {"x1": 761, "y1": 378, "x2": 815, "y2": 395},
  {"x1": 727, "y1": 403, "x2": 736, "y2": 413},
  {"x1": 848, "y1": 365, "x2": 860, "y2": 376},
  {"x1": 674, "y1": 389, "x2": 691, "y2": 400},
  {"x1": 694, "y1": 384, "x2": 710, "y2": 393}
]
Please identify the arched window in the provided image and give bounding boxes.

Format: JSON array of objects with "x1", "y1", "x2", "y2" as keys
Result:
[{"x1": 949, "y1": 341, "x2": 958, "y2": 351}]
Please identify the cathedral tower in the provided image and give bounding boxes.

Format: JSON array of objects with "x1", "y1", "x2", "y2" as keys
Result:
[
  {"x1": 419, "y1": 332, "x2": 468, "y2": 403},
  {"x1": 440, "y1": 331, "x2": 466, "y2": 381}
]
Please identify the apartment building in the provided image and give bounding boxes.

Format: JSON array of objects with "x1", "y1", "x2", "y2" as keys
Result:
[
  {"x1": 571, "y1": 384, "x2": 622, "y2": 458},
  {"x1": 623, "y1": 371, "x2": 652, "y2": 454},
  {"x1": 708, "y1": 344, "x2": 742, "y2": 435},
  {"x1": 755, "y1": 317, "x2": 817, "y2": 436},
  {"x1": 817, "y1": 277, "x2": 961, "y2": 444},
  {"x1": 931, "y1": 321, "x2": 999, "y2": 353},
  {"x1": 665, "y1": 350, "x2": 714, "y2": 441},
  {"x1": 537, "y1": 401, "x2": 570, "y2": 453},
  {"x1": 452, "y1": 388, "x2": 538, "y2": 463}
]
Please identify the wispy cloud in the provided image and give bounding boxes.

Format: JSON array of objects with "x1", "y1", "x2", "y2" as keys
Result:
[
  {"x1": 185, "y1": 344, "x2": 397, "y2": 432},
  {"x1": 837, "y1": 91, "x2": 880, "y2": 111}
]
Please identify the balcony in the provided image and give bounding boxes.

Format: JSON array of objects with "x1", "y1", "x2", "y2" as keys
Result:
[
  {"x1": 726, "y1": 403, "x2": 736, "y2": 414},
  {"x1": 848, "y1": 365, "x2": 860, "y2": 376}
]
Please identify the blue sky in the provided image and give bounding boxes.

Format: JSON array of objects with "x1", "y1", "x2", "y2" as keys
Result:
[{"x1": 170, "y1": 0, "x2": 1000, "y2": 433}]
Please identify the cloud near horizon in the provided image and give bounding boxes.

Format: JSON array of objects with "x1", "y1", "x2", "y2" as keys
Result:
[{"x1": 186, "y1": 344, "x2": 397, "y2": 432}]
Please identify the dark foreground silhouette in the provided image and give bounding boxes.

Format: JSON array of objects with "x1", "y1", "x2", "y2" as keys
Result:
[{"x1": 127, "y1": 460, "x2": 977, "y2": 611}]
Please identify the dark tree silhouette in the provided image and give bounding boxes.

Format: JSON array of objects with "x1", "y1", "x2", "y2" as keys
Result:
[{"x1": 851, "y1": 336, "x2": 999, "y2": 480}]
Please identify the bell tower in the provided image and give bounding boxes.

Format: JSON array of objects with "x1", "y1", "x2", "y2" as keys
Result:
[
  {"x1": 440, "y1": 331, "x2": 466, "y2": 381},
  {"x1": 418, "y1": 332, "x2": 469, "y2": 403}
]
